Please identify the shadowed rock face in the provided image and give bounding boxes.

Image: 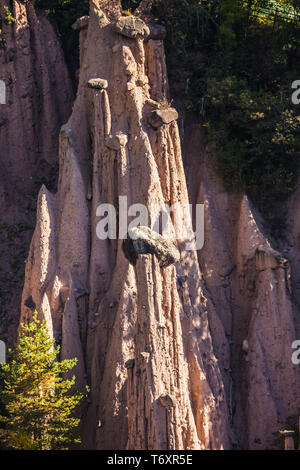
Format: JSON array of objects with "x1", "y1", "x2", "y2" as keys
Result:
[
  {"x1": 147, "y1": 23, "x2": 167, "y2": 41},
  {"x1": 0, "y1": 0, "x2": 73, "y2": 344},
  {"x1": 20, "y1": 0, "x2": 230, "y2": 450},
  {"x1": 72, "y1": 15, "x2": 89, "y2": 31},
  {"x1": 183, "y1": 121, "x2": 300, "y2": 450},
  {"x1": 255, "y1": 245, "x2": 289, "y2": 271},
  {"x1": 122, "y1": 226, "x2": 180, "y2": 267}
]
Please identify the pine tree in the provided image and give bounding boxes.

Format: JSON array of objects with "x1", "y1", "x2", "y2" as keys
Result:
[{"x1": 0, "y1": 311, "x2": 87, "y2": 450}]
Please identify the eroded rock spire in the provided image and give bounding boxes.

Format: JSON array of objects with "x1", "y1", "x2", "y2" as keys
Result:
[{"x1": 21, "y1": 0, "x2": 230, "y2": 449}]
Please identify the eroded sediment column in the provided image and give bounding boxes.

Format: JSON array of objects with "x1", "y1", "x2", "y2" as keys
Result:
[
  {"x1": 21, "y1": 0, "x2": 231, "y2": 450},
  {"x1": 127, "y1": 252, "x2": 200, "y2": 450}
]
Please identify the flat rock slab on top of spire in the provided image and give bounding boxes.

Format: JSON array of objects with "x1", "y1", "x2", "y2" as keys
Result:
[
  {"x1": 87, "y1": 78, "x2": 108, "y2": 90},
  {"x1": 114, "y1": 16, "x2": 150, "y2": 39},
  {"x1": 122, "y1": 226, "x2": 180, "y2": 268},
  {"x1": 105, "y1": 133, "x2": 128, "y2": 150}
]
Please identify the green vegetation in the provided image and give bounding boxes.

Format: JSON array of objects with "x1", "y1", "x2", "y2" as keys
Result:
[
  {"x1": 150, "y1": 0, "x2": 300, "y2": 224},
  {"x1": 0, "y1": 312, "x2": 87, "y2": 450}
]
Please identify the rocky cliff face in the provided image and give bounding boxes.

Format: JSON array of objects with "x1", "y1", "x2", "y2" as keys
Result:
[
  {"x1": 15, "y1": 0, "x2": 300, "y2": 450},
  {"x1": 0, "y1": 0, "x2": 73, "y2": 343},
  {"x1": 20, "y1": 0, "x2": 230, "y2": 450},
  {"x1": 184, "y1": 123, "x2": 300, "y2": 449}
]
